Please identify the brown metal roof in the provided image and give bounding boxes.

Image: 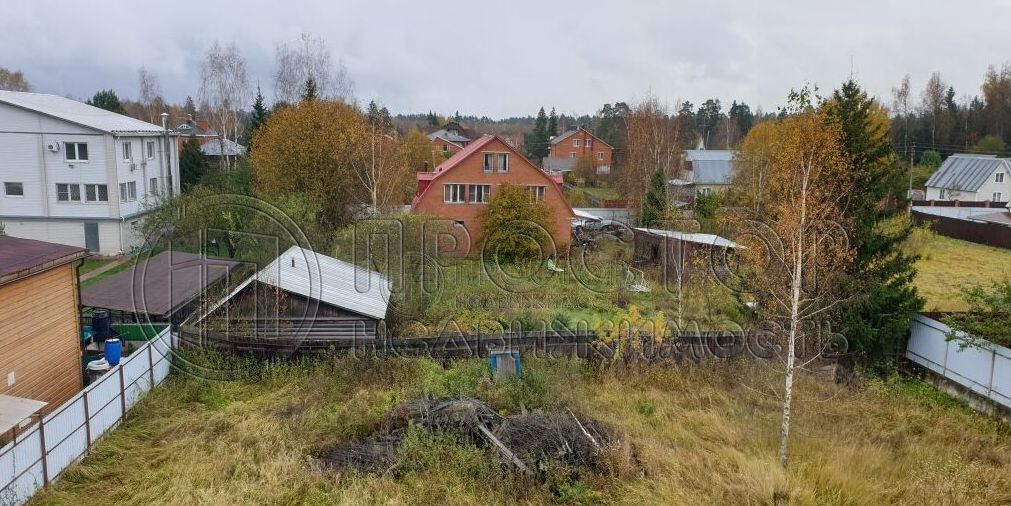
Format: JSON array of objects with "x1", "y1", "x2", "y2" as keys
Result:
[
  {"x1": 0, "y1": 236, "x2": 88, "y2": 286},
  {"x1": 80, "y1": 250, "x2": 242, "y2": 317}
]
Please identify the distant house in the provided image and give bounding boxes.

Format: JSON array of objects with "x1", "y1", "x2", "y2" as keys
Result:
[
  {"x1": 427, "y1": 121, "x2": 472, "y2": 155},
  {"x1": 173, "y1": 116, "x2": 247, "y2": 164},
  {"x1": 0, "y1": 91, "x2": 180, "y2": 255},
  {"x1": 680, "y1": 149, "x2": 735, "y2": 196},
  {"x1": 543, "y1": 127, "x2": 613, "y2": 175},
  {"x1": 199, "y1": 246, "x2": 391, "y2": 341},
  {"x1": 412, "y1": 134, "x2": 575, "y2": 253},
  {"x1": 924, "y1": 154, "x2": 1011, "y2": 202},
  {"x1": 0, "y1": 236, "x2": 89, "y2": 414}
]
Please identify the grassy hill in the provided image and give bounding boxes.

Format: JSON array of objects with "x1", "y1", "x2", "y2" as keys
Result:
[{"x1": 905, "y1": 227, "x2": 1011, "y2": 311}]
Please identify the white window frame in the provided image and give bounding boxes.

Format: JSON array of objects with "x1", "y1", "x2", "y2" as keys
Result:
[
  {"x1": 84, "y1": 184, "x2": 108, "y2": 203},
  {"x1": 56, "y1": 183, "x2": 81, "y2": 202},
  {"x1": 597, "y1": 152, "x2": 604, "y2": 160},
  {"x1": 699, "y1": 187, "x2": 713, "y2": 197},
  {"x1": 997, "y1": 172, "x2": 1006, "y2": 183},
  {"x1": 147, "y1": 141, "x2": 155, "y2": 160},
  {"x1": 570, "y1": 152, "x2": 577, "y2": 159},
  {"x1": 481, "y1": 152, "x2": 509, "y2": 173},
  {"x1": 994, "y1": 192, "x2": 1003, "y2": 202},
  {"x1": 573, "y1": 139, "x2": 581, "y2": 148},
  {"x1": 4, "y1": 182, "x2": 24, "y2": 197},
  {"x1": 442, "y1": 144, "x2": 449, "y2": 153},
  {"x1": 497, "y1": 153, "x2": 508, "y2": 173},
  {"x1": 443, "y1": 183, "x2": 466, "y2": 204},
  {"x1": 468, "y1": 184, "x2": 491, "y2": 204},
  {"x1": 585, "y1": 138, "x2": 593, "y2": 148},
  {"x1": 528, "y1": 185, "x2": 546, "y2": 203},
  {"x1": 150, "y1": 177, "x2": 159, "y2": 195},
  {"x1": 64, "y1": 142, "x2": 89, "y2": 162},
  {"x1": 120, "y1": 182, "x2": 138, "y2": 202},
  {"x1": 122, "y1": 141, "x2": 132, "y2": 161}
]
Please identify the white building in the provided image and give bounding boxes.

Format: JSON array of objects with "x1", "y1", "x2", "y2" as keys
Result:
[
  {"x1": 0, "y1": 91, "x2": 179, "y2": 255},
  {"x1": 924, "y1": 154, "x2": 1011, "y2": 202}
]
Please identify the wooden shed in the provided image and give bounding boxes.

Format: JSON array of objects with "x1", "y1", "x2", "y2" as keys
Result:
[
  {"x1": 632, "y1": 227, "x2": 741, "y2": 278},
  {"x1": 0, "y1": 236, "x2": 89, "y2": 414},
  {"x1": 197, "y1": 246, "x2": 391, "y2": 342}
]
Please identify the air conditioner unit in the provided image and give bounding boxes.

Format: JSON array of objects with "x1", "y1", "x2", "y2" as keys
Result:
[{"x1": 47, "y1": 142, "x2": 61, "y2": 153}]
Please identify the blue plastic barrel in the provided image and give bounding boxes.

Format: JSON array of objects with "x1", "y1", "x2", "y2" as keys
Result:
[{"x1": 104, "y1": 338, "x2": 122, "y2": 366}]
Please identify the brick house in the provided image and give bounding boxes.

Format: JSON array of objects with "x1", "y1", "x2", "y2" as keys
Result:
[
  {"x1": 427, "y1": 121, "x2": 472, "y2": 156},
  {"x1": 542, "y1": 126, "x2": 613, "y2": 174},
  {"x1": 412, "y1": 134, "x2": 574, "y2": 254}
]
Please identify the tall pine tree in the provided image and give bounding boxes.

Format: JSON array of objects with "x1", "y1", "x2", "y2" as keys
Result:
[
  {"x1": 548, "y1": 107, "x2": 559, "y2": 137},
  {"x1": 822, "y1": 80, "x2": 923, "y2": 371},
  {"x1": 246, "y1": 85, "x2": 269, "y2": 147},
  {"x1": 524, "y1": 107, "x2": 550, "y2": 160},
  {"x1": 179, "y1": 137, "x2": 209, "y2": 190},
  {"x1": 640, "y1": 167, "x2": 668, "y2": 227},
  {"x1": 302, "y1": 76, "x2": 317, "y2": 102}
]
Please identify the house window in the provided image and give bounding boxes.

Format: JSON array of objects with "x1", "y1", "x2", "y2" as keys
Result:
[
  {"x1": 573, "y1": 139, "x2": 581, "y2": 148},
  {"x1": 4, "y1": 182, "x2": 24, "y2": 196},
  {"x1": 585, "y1": 138, "x2": 592, "y2": 148},
  {"x1": 65, "y1": 142, "x2": 89, "y2": 161},
  {"x1": 120, "y1": 182, "x2": 138, "y2": 202},
  {"x1": 122, "y1": 142, "x2": 132, "y2": 161},
  {"x1": 150, "y1": 177, "x2": 159, "y2": 194},
  {"x1": 570, "y1": 152, "x2": 577, "y2": 159},
  {"x1": 528, "y1": 185, "x2": 546, "y2": 203},
  {"x1": 994, "y1": 192, "x2": 1004, "y2": 202},
  {"x1": 443, "y1": 183, "x2": 466, "y2": 203},
  {"x1": 699, "y1": 187, "x2": 713, "y2": 197},
  {"x1": 442, "y1": 144, "x2": 449, "y2": 153},
  {"x1": 597, "y1": 152, "x2": 604, "y2": 160},
  {"x1": 147, "y1": 141, "x2": 155, "y2": 160},
  {"x1": 468, "y1": 184, "x2": 491, "y2": 203},
  {"x1": 56, "y1": 183, "x2": 81, "y2": 202},
  {"x1": 85, "y1": 184, "x2": 108, "y2": 202},
  {"x1": 482, "y1": 153, "x2": 509, "y2": 172},
  {"x1": 997, "y1": 173, "x2": 1006, "y2": 183}
]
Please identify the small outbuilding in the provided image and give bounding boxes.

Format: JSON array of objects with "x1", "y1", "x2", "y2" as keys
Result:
[
  {"x1": 81, "y1": 250, "x2": 242, "y2": 327},
  {"x1": 632, "y1": 227, "x2": 741, "y2": 277},
  {"x1": 198, "y1": 246, "x2": 391, "y2": 341}
]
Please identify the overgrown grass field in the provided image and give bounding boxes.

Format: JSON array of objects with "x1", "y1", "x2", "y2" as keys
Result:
[
  {"x1": 30, "y1": 354, "x2": 1011, "y2": 505},
  {"x1": 904, "y1": 227, "x2": 1011, "y2": 311}
]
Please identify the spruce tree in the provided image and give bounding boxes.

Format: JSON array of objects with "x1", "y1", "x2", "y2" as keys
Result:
[
  {"x1": 823, "y1": 79, "x2": 924, "y2": 371},
  {"x1": 524, "y1": 107, "x2": 550, "y2": 160},
  {"x1": 246, "y1": 85, "x2": 269, "y2": 146},
  {"x1": 302, "y1": 76, "x2": 317, "y2": 102},
  {"x1": 641, "y1": 167, "x2": 668, "y2": 227},
  {"x1": 86, "y1": 89, "x2": 125, "y2": 114},
  {"x1": 179, "y1": 137, "x2": 209, "y2": 190},
  {"x1": 548, "y1": 107, "x2": 559, "y2": 137}
]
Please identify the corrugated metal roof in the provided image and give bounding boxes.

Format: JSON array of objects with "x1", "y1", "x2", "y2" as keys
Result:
[
  {"x1": 543, "y1": 156, "x2": 577, "y2": 171},
  {"x1": 685, "y1": 149, "x2": 734, "y2": 161},
  {"x1": 925, "y1": 155, "x2": 1011, "y2": 192},
  {"x1": 427, "y1": 128, "x2": 471, "y2": 144},
  {"x1": 635, "y1": 228, "x2": 741, "y2": 249},
  {"x1": 0, "y1": 91, "x2": 170, "y2": 135},
  {"x1": 200, "y1": 138, "x2": 247, "y2": 156},
  {"x1": 216, "y1": 246, "x2": 391, "y2": 320}
]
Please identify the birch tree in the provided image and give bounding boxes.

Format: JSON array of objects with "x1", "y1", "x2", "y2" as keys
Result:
[
  {"x1": 199, "y1": 41, "x2": 250, "y2": 169},
  {"x1": 353, "y1": 107, "x2": 413, "y2": 213},
  {"x1": 734, "y1": 110, "x2": 853, "y2": 468},
  {"x1": 137, "y1": 67, "x2": 164, "y2": 124},
  {"x1": 621, "y1": 95, "x2": 683, "y2": 219},
  {"x1": 274, "y1": 32, "x2": 354, "y2": 105}
]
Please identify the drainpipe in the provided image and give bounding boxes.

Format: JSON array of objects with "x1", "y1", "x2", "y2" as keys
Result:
[{"x1": 161, "y1": 113, "x2": 170, "y2": 196}]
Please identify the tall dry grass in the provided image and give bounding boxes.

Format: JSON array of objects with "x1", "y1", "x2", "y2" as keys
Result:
[{"x1": 29, "y1": 354, "x2": 1011, "y2": 505}]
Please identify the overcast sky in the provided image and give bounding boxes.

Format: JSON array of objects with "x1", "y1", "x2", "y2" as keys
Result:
[{"x1": 3, "y1": 0, "x2": 1010, "y2": 118}]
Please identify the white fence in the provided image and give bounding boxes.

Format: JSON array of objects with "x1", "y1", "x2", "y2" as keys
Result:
[
  {"x1": 0, "y1": 328, "x2": 174, "y2": 506},
  {"x1": 906, "y1": 313, "x2": 1011, "y2": 410}
]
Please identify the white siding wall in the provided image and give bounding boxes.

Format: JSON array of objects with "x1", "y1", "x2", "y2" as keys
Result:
[
  {"x1": 976, "y1": 166, "x2": 1011, "y2": 202},
  {"x1": 0, "y1": 102, "x2": 179, "y2": 254}
]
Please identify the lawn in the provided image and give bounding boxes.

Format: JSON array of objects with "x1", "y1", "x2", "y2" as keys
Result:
[
  {"x1": 29, "y1": 353, "x2": 1011, "y2": 505},
  {"x1": 904, "y1": 227, "x2": 1011, "y2": 311}
]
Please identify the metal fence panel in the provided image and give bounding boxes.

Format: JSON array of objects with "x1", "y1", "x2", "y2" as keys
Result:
[{"x1": 993, "y1": 352, "x2": 1011, "y2": 406}]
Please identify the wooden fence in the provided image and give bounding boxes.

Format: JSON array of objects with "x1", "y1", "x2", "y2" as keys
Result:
[
  {"x1": 911, "y1": 210, "x2": 1011, "y2": 249},
  {"x1": 175, "y1": 325, "x2": 788, "y2": 363}
]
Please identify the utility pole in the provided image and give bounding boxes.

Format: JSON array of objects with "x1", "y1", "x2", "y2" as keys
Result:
[{"x1": 908, "y1": 143, "x2": 915, "y2": 214}]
